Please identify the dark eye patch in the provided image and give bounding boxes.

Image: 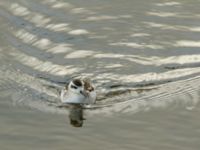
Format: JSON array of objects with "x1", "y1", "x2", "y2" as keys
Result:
[
  {"x1": 72, "y1": 79, "x2": 82, "y2": 87},
  {"x1": 71, "y1": 85, "x2": 78, "y2": 89}
]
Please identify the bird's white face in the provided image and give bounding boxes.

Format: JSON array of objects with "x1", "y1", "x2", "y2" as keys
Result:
[
  {"x1": 68, "y1": 80, "x2": 88, "y2": 98},
  {"x1": 60, "y1": 78, "x2": 96, "y2": 104}
]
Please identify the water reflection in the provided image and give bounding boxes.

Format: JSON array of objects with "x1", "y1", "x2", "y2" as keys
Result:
[
  {"x1": 0, "y1": 0, "x2": 200, "y2": 118},
  {"x1": 155, "y1": 2, "x2": 180, "y2": 6},
  {"x1": 68, "y1": 104, "x2": 85, "y2": 127},
  {"x1": 0, "y1": 0, "x2": 200, "y2": 148}
]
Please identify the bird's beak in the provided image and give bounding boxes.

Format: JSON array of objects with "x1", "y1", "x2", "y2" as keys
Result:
[{"x1": 80, "y1": 90, "x2": 88, "y2": 97}]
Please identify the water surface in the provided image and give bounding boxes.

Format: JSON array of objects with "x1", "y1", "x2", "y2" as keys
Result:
[{"x1": 0, "y1": 0, "x2": 200, "y2": 149}]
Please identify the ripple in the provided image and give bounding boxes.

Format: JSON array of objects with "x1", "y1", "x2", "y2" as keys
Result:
[{"x1": 0, "y1": 0, "x2": 200, "y2": 117}]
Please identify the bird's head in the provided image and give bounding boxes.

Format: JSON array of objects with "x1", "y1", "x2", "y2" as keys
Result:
[{"x1": 68, "y1": 79, "x2": 88, "y2": 97}]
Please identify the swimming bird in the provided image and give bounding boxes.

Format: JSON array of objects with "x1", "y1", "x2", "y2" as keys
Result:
[{"x1": 60, "y1": 78, "x2": 96, "y2": 104}]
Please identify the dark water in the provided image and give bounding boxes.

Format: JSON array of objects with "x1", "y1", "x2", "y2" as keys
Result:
[{"x1": 0, "y1": 0, "x2": 200, "y2": 149}]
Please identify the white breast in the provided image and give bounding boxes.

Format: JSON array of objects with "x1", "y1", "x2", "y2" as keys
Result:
[{"x1": 60, "y1": 89, "x2": 96, "y2": 104}]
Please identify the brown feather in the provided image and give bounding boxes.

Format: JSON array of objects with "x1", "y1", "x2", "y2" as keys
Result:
[{"x1": 83, "y1": 79, "x2": 94, "y2": 92}]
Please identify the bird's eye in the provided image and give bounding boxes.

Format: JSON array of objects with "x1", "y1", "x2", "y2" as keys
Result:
[{"x1": 71, "y1": 85, "x2": 77, "y2": 89}]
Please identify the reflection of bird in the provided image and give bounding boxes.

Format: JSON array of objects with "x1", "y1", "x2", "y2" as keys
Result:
[
  {"x1": 60, "y1": 78, "x2": 96, "y2": 104},
  {"x1": 68, "y1": 104, "x2": 84, "y2": 127}
]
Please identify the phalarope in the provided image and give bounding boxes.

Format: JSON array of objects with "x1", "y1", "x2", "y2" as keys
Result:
[{"x1": 60, "y1": 78, "x2": 96, "y2": 104}]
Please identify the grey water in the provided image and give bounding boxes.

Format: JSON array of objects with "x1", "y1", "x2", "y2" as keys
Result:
[{"x1": 0, "y1": 0, "x2": 200, "y2": 149}]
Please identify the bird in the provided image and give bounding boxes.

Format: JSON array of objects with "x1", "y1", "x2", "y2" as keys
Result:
[{"x1": 60, "y1": 78, "x2": 96, "y2": 105}]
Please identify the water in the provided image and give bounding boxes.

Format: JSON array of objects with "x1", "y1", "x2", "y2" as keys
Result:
[{"x1": 0, "y1": 0, "x2": 200, "y2": 149}]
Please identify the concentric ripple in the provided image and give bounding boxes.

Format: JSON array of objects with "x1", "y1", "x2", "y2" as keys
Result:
[{"x1": 0, "y1": 0, "x2": 200, "y2": 116}]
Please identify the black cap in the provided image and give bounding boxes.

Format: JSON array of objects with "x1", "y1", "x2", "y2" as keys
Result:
[{"x1": 72, "y1": 79, "x2": 82, "y2": 87}]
